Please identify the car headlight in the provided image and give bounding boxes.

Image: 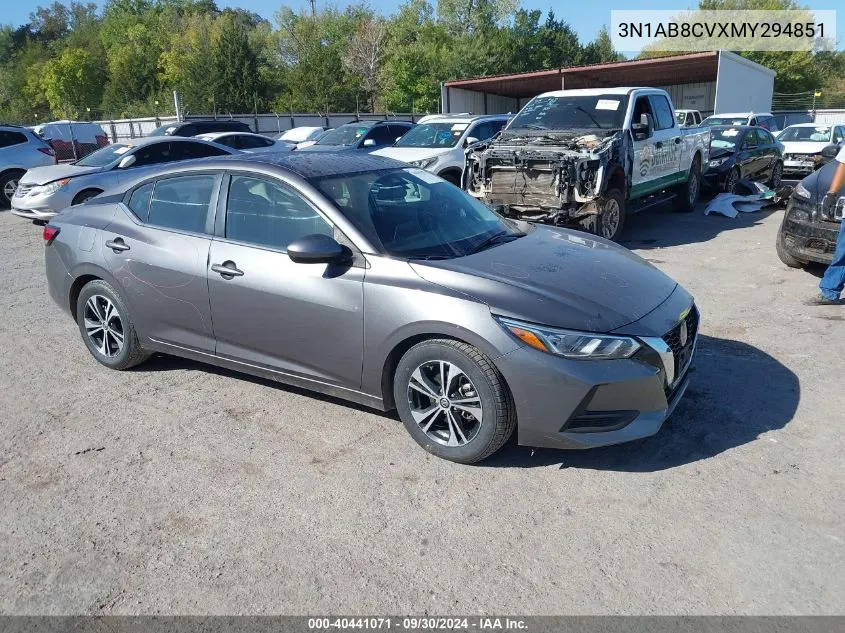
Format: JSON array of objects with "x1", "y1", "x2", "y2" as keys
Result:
[
  {"x1": 496, "y1": 316, "x2": 641, "y2": 360},
  {"x1": 794, "y1": 182, "x2": 812, "y2": 199},
  {"x1": 708, "y1": 156, "x2": 730, "y2": 168},
  {"x1": 409, "y1": 157, "x2": 437, "y2": 170},
  {"x1": 28, "y1": 178, "x2": 70, "y2": 196}
]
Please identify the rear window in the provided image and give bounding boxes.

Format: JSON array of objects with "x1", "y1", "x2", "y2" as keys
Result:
[
  {"x1": 147, "y1": 175, "x2": 216, "y2": 233},
  {"x1": 0, "y1": 130, "x2": 29, "y2": 148}
]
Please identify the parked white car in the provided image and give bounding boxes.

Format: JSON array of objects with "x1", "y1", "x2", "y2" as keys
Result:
[
  {"x1": 1, "y1": 125, "x2": 57, "y2": 209},
  {"x1": 778, "y1": 123, "x2": 845, "y2": 178},
  {"x1": 196, "y1": 131, "x2": 291, "y2": 153},
  {"x1": 276, "y1": 126, "x2": 328, "y2": 148},
  {"x1": 675, "y1": 109, "x2": 702, "y2": 128},
  {"x1": 702, "y1": 112, "x2": 779, "y2": 133},
  {"x1": 372, "y1": 114, "x2": 510, "y2": 185}
]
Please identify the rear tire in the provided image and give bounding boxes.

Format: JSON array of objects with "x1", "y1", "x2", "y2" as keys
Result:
[
  {"x1": 673, "y1": 154, "x2": 701, "y2": 213},
  {"x1": 0, "y1": 169, "x2": 25, "y2": 209},
  {"x1": 776, "y1": 227, "x2": 806, "y2": 269},
  {"x1": 393, "y1": 339, "x2": 515, "y2": 464},
  {"x1": 76, "y1": 279, "x2": 149, "y2": 370}
]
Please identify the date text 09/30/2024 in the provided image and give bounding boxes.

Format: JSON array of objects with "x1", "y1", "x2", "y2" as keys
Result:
[{"x1": 308, "y1": 618, "x2": 528, "y2": 630}]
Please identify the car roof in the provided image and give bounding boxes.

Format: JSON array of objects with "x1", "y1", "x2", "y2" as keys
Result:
[
  {"x1": 197, "y1": 131, "x2": 265, "y2": 139},
  {"x1": 710, "y1": 125, "x2": 752, "y2": 131},
  {"x1": 417, "y1": 114, "x2": 510, "y2": 122},
  {"x1": 784, "y1": 123, "x2": 834, "y2": 128},
  {"x1": 117, "y1": 136, "x2": 224, "y2": 148},
  {"x1": 226, "y1": 151, "x2": 407, "y2": 178},
  {"x1": 537, "y1": 87, "x2": 647, "y2": 98},
  {"x1": 709, "y1": 112, "x2": 773, "y2": 118}
]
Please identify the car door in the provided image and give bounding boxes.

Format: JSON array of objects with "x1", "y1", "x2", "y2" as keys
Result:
[
  {"x1": 630, "y1": 94, "x2": 678, "y2": 197},
  {"x1": 102, "y1": 173, "x2": 220, "y2": 353},
  {"x1": 738, "y1": 129, "x2": 763, "y2": 178},
  {"x1": 757, "y1": 128, "x2": 780, "y2": 175},
  {"x1": 206, "y1": 172, "x2": 365, "y2": 389}
]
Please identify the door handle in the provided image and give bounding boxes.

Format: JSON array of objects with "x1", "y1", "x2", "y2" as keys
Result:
[
  {"x1": 211, "y1": 261, "x2": 244, "y2": 278},
  {"x1": 674, "y1": 137, "x2": 682, "y2": 144},
  {"x1": 105, "y1": 238, "x2": 129, "y2": 252},
  {"x1": 654, "y1": 141, "x2": 663, "y2": 149}
]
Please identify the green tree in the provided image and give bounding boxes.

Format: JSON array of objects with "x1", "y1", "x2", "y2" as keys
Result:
[
  {"x1": 40, "y1": 46, "x2": 104, "y2": 117},
  {"x1": 211, "y1": 10, "x2": 261, "y2": 113}
]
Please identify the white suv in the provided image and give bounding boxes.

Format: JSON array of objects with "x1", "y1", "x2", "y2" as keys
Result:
[
  {"x1": 373, "y1": 114, "x2": 510, "y2": 185},
  {"x1": 0, "y1": 125, "x2": 57, "y2": 209}
]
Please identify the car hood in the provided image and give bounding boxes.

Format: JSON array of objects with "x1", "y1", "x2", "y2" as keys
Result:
[
  {"x1": 372, "y1": 147, "x2": 450, "y2": 162},
  {"x1": 296, "y1": 144, "x2": 355, "y2": 152},
  {"x1": 780, "y1": 141, "x2": 831, "y2": 155},
  {"x1": 20, "y1": 163, "x2": 104, "y2": 185},
  {"x1": 410, "y1": 226, "x2": 678, "y2": 333},
  {"x1": 799, "y1": 159, "x2": 837, "y2": 198}
]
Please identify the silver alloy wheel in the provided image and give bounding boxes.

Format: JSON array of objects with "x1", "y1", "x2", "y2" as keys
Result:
[
  {"x1": 688, "y1": 167, "x2": 699, "y2": 205},
  {"x1": 600, "y1": 198, "x2": 620, "y2": 239},
  {"x1": 407, "y1": 360, "x2": 483, "y2": 447},
  {"x1": 3, "y1": 178, "x2": 17, "y2": 201},
  {"x1": 83, "y1": 295, "x2": 125, "y2": 358}
]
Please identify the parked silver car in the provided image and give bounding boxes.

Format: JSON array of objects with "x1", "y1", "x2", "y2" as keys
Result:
[
  {"x1": 11, "y1": 136, "x2": 235, "y2": 221},
  {"x1": 196, "y1": 131, "x2": 293, "y2": 154},
  {"x1": 0, "y1": 125, "x2": 57, "y2": 209},
  {"x1": 43, "y1": 153, "x2": 698, "y2": 464}
]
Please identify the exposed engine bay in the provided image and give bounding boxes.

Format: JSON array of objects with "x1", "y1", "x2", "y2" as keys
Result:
[{"x1": 464, "y1": 130, "x2": 633, "y2": 225}]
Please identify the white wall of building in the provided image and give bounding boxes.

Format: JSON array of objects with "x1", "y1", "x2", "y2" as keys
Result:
[{"x1": 713, "y1": 50, "x2": 775, "y2": 114}]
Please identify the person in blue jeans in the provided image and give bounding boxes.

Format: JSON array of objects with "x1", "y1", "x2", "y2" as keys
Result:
[{"x1": 812, "y1": 145, "x2": 845, "y2": 305}]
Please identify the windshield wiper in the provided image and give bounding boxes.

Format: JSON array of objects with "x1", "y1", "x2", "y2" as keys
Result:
[
  {"x1": 518, "y1": 123, "x2": 548, "y2": 130},
  {"x1": 575, "y1": 106, "x2": 603, "y2": 129},
  {"x1": 469, "y1": 230, "x2": 524, "y2": 255}
]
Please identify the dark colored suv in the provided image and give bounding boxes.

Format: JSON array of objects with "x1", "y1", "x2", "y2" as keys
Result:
[{"x1": 148, "y1": 120, "x2": 252, "y2": 137}]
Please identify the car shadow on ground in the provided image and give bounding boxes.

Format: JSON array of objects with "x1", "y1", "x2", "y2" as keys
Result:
[
  {"x1": 481, "y1": 334, "x2": 800, "y2": 472},
  {"x1": 619, "y1": 196, "x2": 783, "y2": 251}
]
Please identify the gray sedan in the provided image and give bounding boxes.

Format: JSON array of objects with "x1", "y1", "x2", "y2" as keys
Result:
[
  {"x1": 43, "y1": 153, "x2": 698, "y2": 464},
  {"x1": 11, "y1": 136, "x2": 235, "y2": 221}
]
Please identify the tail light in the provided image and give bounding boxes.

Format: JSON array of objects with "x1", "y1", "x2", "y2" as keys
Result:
[
  {"x1": 38, "y1": 146, "x2": 58, "y2": 164},
  {"x1": 43, "y1": 224, "x2": 60, "y2": 244}
]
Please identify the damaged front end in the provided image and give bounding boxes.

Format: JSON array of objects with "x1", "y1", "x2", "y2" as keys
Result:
[{"x1": 465, "y1": 130, "x2": 630, "y2": 225}]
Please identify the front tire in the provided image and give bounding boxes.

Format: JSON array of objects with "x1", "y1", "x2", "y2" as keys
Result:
[
  {"x1": 582, "y1": 188, "x2": 626, "y2": 241},
  {"x1": 768, "y1": 161, "x2": 783, "y2": 189},
  {"x1": 393, "y1": 339, "x2": 515, "y2": 464},
  {"x1": 776, "y1": 227, "x2": 806, "y2": 268},
  {"x1": 0, "y1": 169, "x2": 25, "y2": 209},
  {"x1": 724, "y1": 167, "x2": 740, "y2": 194},
  {"x1": 76, "y1": 279, "x2": 149, "y2": 370}
]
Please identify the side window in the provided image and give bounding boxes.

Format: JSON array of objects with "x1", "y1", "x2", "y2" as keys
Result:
[
  {"x1": 225, "y1": 175, "x2": 332, "y2": 250},
  {"x1": 178, "y1": 125, "x2": 197, "y2": 137},
  {"x1": 649, "y1": 95, "x2": 675, "y2": 130},
  {"x1": 126, "y1": 182, "x2": 154, "y2": 221},
  {"x1": 759, "y1": 129, "x2": 774, "y2": 145},
  {"x1": 685, "y1": 113, "x2": 694, "y2": 127},
  {"x1": 238, "y1": 135, "x2": 269, "y2": 149},
  {"x1": 147, "y1": 174, "x2": 216, "y2": 233},
  {"x1": 389, "y1": 124, "x2": 412, "y2": 141},
  {"x1": 749, "y1": 118, "x2": 757, "y2": 127},
  {"x1": 833, "y1": 127, "x2": 844, "y2": 144},
  {"x1": 743, "y1": 129, "x2": 759, "y2": 148},
  {"x1": 365, "y1": 125, "x2": 396, "y2": 146},
  {"x1": 0, "y1": 131, "x2": 27, "y2": 148},
  {"x1": 632, "y1": 96, "x2": 654, "y2": 127},
  {"x1": 469, "y1": 121, "x2": 504, "y2": 142},
  {"x1": 174, "y1": 141, "x2": 229, "y2": 159},
  {"x1": 133, "y1": 142, "x2": 174, "y2": 167},
  {"x1": 215, "y1": 136, "x2": 239, "y2": 149},
  {"x1": 694, "y1": 112, "x2": 702, "y2": 124}
]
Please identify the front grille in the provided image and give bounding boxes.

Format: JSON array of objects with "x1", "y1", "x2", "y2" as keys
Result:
[
  {"x1": 565, "y1": 410, "x2": 638, "y2": 433},
  {"x1": 662, "y1": 305, "x2": 699, "y2": 390}
]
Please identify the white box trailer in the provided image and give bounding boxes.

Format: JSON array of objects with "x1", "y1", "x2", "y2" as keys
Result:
[{"x1": 441, "y1": 50, "x2": 775, "y2": 118}]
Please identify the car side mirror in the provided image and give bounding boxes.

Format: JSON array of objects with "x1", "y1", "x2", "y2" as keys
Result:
[
  {"x1": 821, "y1": 145, "x2": 839, "y2": 159},
  {"x1": 632, "y1": 114, "x2": 653, "y2": 141},
  {"x1": 464, "y1": 136, "x2": 479, "y2": 147},
  {"x1": 287, "y1": 234, "x2": 348, "y2": 264},
  {"x1": 117, "y1": 154, "x2": 136, "y2": 169},
  {"x1": 362, "y1": 138, "x2": 376, "y2": 147}
]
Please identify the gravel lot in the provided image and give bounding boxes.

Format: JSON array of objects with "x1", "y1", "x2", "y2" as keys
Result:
[{"x1": 0, "y1": 201, "x2": 843, "y2": 615}]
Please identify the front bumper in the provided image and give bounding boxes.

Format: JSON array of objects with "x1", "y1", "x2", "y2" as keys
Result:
[
  {"x1": 779, "y1": 200, "x2": 840, "y2": 265},
  {"x1": 702, "y1": 167, "x2": 729, "y2": 189},
  {"x1": 10, "y1": 188, "x2": 73, "y2": 220},
  {"x1": 495, "y1": 297, "x2": 699, "y2": 451},
  {"x1": 782, "y1": 159, "x2": 816, "y2": 177}
]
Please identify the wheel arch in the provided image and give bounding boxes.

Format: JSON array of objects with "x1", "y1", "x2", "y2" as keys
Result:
[
  {"x1": 67, "y1": 264, "x2": 122, "y2": 321},
  {"x1": 72, "y1": 188, "x2": 104, "y2": 205}
]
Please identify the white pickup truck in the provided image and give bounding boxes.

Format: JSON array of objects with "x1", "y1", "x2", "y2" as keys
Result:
[{"x1": 465, "y1": 87, "x2": 711, "y2": 241}]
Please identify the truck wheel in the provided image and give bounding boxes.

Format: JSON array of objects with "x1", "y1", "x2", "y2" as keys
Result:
[
  {"x1": 776, "y1": 227, "x2": 805, "y2": 268},
  {"x1": 583, "y1": 189, "x2": 626, "y2": 241},
  {"x1": 673, "y1": 155, "x2": 701, "y2": 213}
]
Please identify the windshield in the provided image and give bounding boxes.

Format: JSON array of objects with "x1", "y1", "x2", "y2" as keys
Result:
[
  {"x1": 778, "y1": 126, "x2": 832, "y2": 142},
  {"x1": 508, "y1": 95, "x2": 629, "y2": 132},
  {"x1": 75, "y1": 143, "x2": 130, "y2": 167},
  {"x1": 312, "y1": 168, "x2": 523, "y2": 259},
  {"x1": 147, "y1": 125, "x2": 174, "y2": 137},
  {"x1": 316, "y1": 124, "x2": 371, "y2": 146},
  {"x1": 710, "y1": 128, "x2": 743, "y2": 151},
  {"x1": 703, "y1": 116, "x2": 748, "y2": 127},
  {"x1": 395, "y1": 123, "x2": 466, "y2": 148}
]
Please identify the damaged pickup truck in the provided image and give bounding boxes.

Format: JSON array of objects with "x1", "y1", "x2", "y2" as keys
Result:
[{"x1": 464, "y1": 87, "x2": 710, "y2": 241}]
